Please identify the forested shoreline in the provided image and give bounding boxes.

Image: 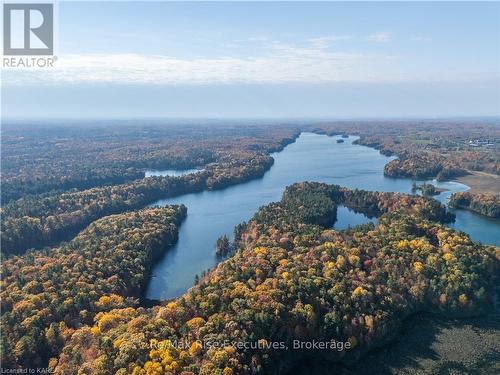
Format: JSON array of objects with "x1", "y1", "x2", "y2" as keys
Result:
[
  {"x1": 1, "y1": 124, "x2": 299, "y2": 203},
  {"x1": 449, "y1": 192, "x2": 500, "y2": 219},
  {"x1": 0, "y1": 206, "x2": 186, "y2": 368},
  {"x1": 1, "y1": 121, "x2": 499, "y2": 373},
  {"x1": 2, "y1": 121, "x2": 498, "y2": 249},
  {"x1": 26, "y1": 183, "x2": 497, "y2": 374},
  {"x1": 310, "y1": 121, "x2": 499, "y2": 180},
  {"x1": 1, "y1": 153, "x2": 275, "y2": 256},
  {"x1": 309, "y1": 121, "x2": 500, "y2": 217},
  {"x1": 1, "y1": 124, "x2": 301, "y2": 256}
]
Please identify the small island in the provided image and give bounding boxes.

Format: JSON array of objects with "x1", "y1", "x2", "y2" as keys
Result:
[
  {"x1": 42, "y1": 183, "x2": 497, "y2": 374},
  {"x1": 411, "y1": 182, "x2": 445, "y2": 196}
]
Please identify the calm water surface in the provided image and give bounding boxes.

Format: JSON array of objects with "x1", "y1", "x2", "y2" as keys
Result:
[
  {"x1": 146, "y1": 133, "x2": 500, "y2": 300},
  {"x1": 334, "y1": 206, "x2": 378, "y2": 230},
  {"x1": 145, "y1": 168, "x2": 201, "y2": 177}
]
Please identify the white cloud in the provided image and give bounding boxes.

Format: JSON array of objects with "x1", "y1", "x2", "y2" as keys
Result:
[
  {"x1": 3, "y1": 35, "x2": 493, "y2": 86},
  {"x1": 3, "y1": 42, "x2": 400, "y2": 85}
]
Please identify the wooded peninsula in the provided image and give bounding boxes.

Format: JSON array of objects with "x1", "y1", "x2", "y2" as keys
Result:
[{"x1": 1, "y1": 120, "x2": 499, "y2": 374}]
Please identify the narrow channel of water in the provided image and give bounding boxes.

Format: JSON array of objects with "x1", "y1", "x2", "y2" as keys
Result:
[{"x1": 146, "y1": 133, "x2": 500, "y2": 300}]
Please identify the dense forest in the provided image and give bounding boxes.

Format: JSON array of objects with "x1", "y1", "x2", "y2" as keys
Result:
[
  {"x1": 310, "y1": 120, "x2": 499, "y2": 179},
  {"x1": 309, "y1": 121, "x2": 500, "y2": 217},
  {"x1": 0, "y1": 206, "x2": 186, "y2": 368},
  {"x1": 1, "y1": 152, "x2": 274, "y2": 256},
  {"x1": 1, "y1": 123, "x2": 299, "y2": 203},
  {"x1": 7, "y1": 120, "x2": 497, "y2": 208},
  {"x1": 1, "y1": 121, "x2": 499, "y2": 374},
  {"x1": 383, "y1": 155, "x2": 468, "y2": 181},
  {"x1": 449, "y1": 192, "x2": 500, "y2": 219},
  {"x1": 25, "y1": 183, "x2": 495, "y2": 374},
  {"x1": 2, "y1": 121, "x2": 498, "y2": 240}
]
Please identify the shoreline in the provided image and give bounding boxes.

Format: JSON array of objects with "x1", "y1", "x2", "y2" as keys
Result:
[
  {"x1": 145, "y1": 133, "x2": 497, "y2": 301},
  {"x1": 453, "y1": 171, "x2": 500, "y2": 195}
]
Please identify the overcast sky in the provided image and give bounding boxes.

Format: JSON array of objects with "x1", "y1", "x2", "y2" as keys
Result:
[{"x1": 3, "y1": 1, "x2": 500, "y2": 119}]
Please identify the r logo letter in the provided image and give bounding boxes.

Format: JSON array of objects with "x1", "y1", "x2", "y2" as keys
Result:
[{"x1": 3, "y1": 3, "x2": 53, "y2": 55}]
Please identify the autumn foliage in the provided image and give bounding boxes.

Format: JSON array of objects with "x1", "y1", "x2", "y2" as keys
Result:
[
  {"x1": 449, "y1": 191, "x2": 500, "y2": 218},
  {"x1": 0, "y1": 206, "x2": 186, "y2": 368},
  {"x1": 33, "y1": 183, "x2": 498, "y2": 374}
]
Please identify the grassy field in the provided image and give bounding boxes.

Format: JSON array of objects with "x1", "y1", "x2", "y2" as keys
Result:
[
  {"x1": 456, "y1": 171, "x2": 500, "y2": 195},
  {"x1": 293, "y1": 311, "x2": 500, "y2": 375}
]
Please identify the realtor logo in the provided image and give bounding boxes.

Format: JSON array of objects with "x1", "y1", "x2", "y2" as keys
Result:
[{"x1": 3, "y1": 3, "x2": 53, "y2": 55}]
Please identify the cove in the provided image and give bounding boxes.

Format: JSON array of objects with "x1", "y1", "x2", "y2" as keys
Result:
[
  {"x1": 334, "y1": 206, "x2": 378, "y2": 230},
  {"x1": 146, "y1": 132, "x2": 500, "y2": 300}
]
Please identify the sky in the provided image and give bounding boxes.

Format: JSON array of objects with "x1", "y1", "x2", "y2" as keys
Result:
[{"x1": 2, "y1": 1, "x2": 500, "y2": 119}]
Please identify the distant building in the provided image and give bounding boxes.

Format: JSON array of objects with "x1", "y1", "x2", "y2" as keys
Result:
[{"x1": 468, "y1": 139, "x2": 496, "y2": 148}]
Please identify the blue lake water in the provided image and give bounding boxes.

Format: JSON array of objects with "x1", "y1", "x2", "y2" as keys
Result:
[
  {"x1": 334, "y1": 206, "x2": 378, "y2": 230},
  {"x1": 146, "y1": 133, "x2": 500, "y2": 300}
]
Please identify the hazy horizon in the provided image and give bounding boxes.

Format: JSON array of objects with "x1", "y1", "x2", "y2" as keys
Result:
[
  {"x1": 3, "y1": 115, "x2": 500, "y2": 124},
  {"x1": 3, "y1": 1, "x2": 500, "y2": 119}
]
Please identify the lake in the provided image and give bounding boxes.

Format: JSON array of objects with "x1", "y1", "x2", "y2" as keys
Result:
[{"x1": 146, "y1": 132, "x2": 500, "y2": 300}]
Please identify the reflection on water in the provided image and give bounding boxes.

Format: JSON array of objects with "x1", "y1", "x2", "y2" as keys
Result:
[
  {"x1": 145, "y1": 168, "x2": 201, "y2": 177},
  {"x1": 334, "y1": 206, "x2": 378, "y2": 230},
  {"x1": 146, "y1": 133, "x2": 500, "y2": 300}
]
